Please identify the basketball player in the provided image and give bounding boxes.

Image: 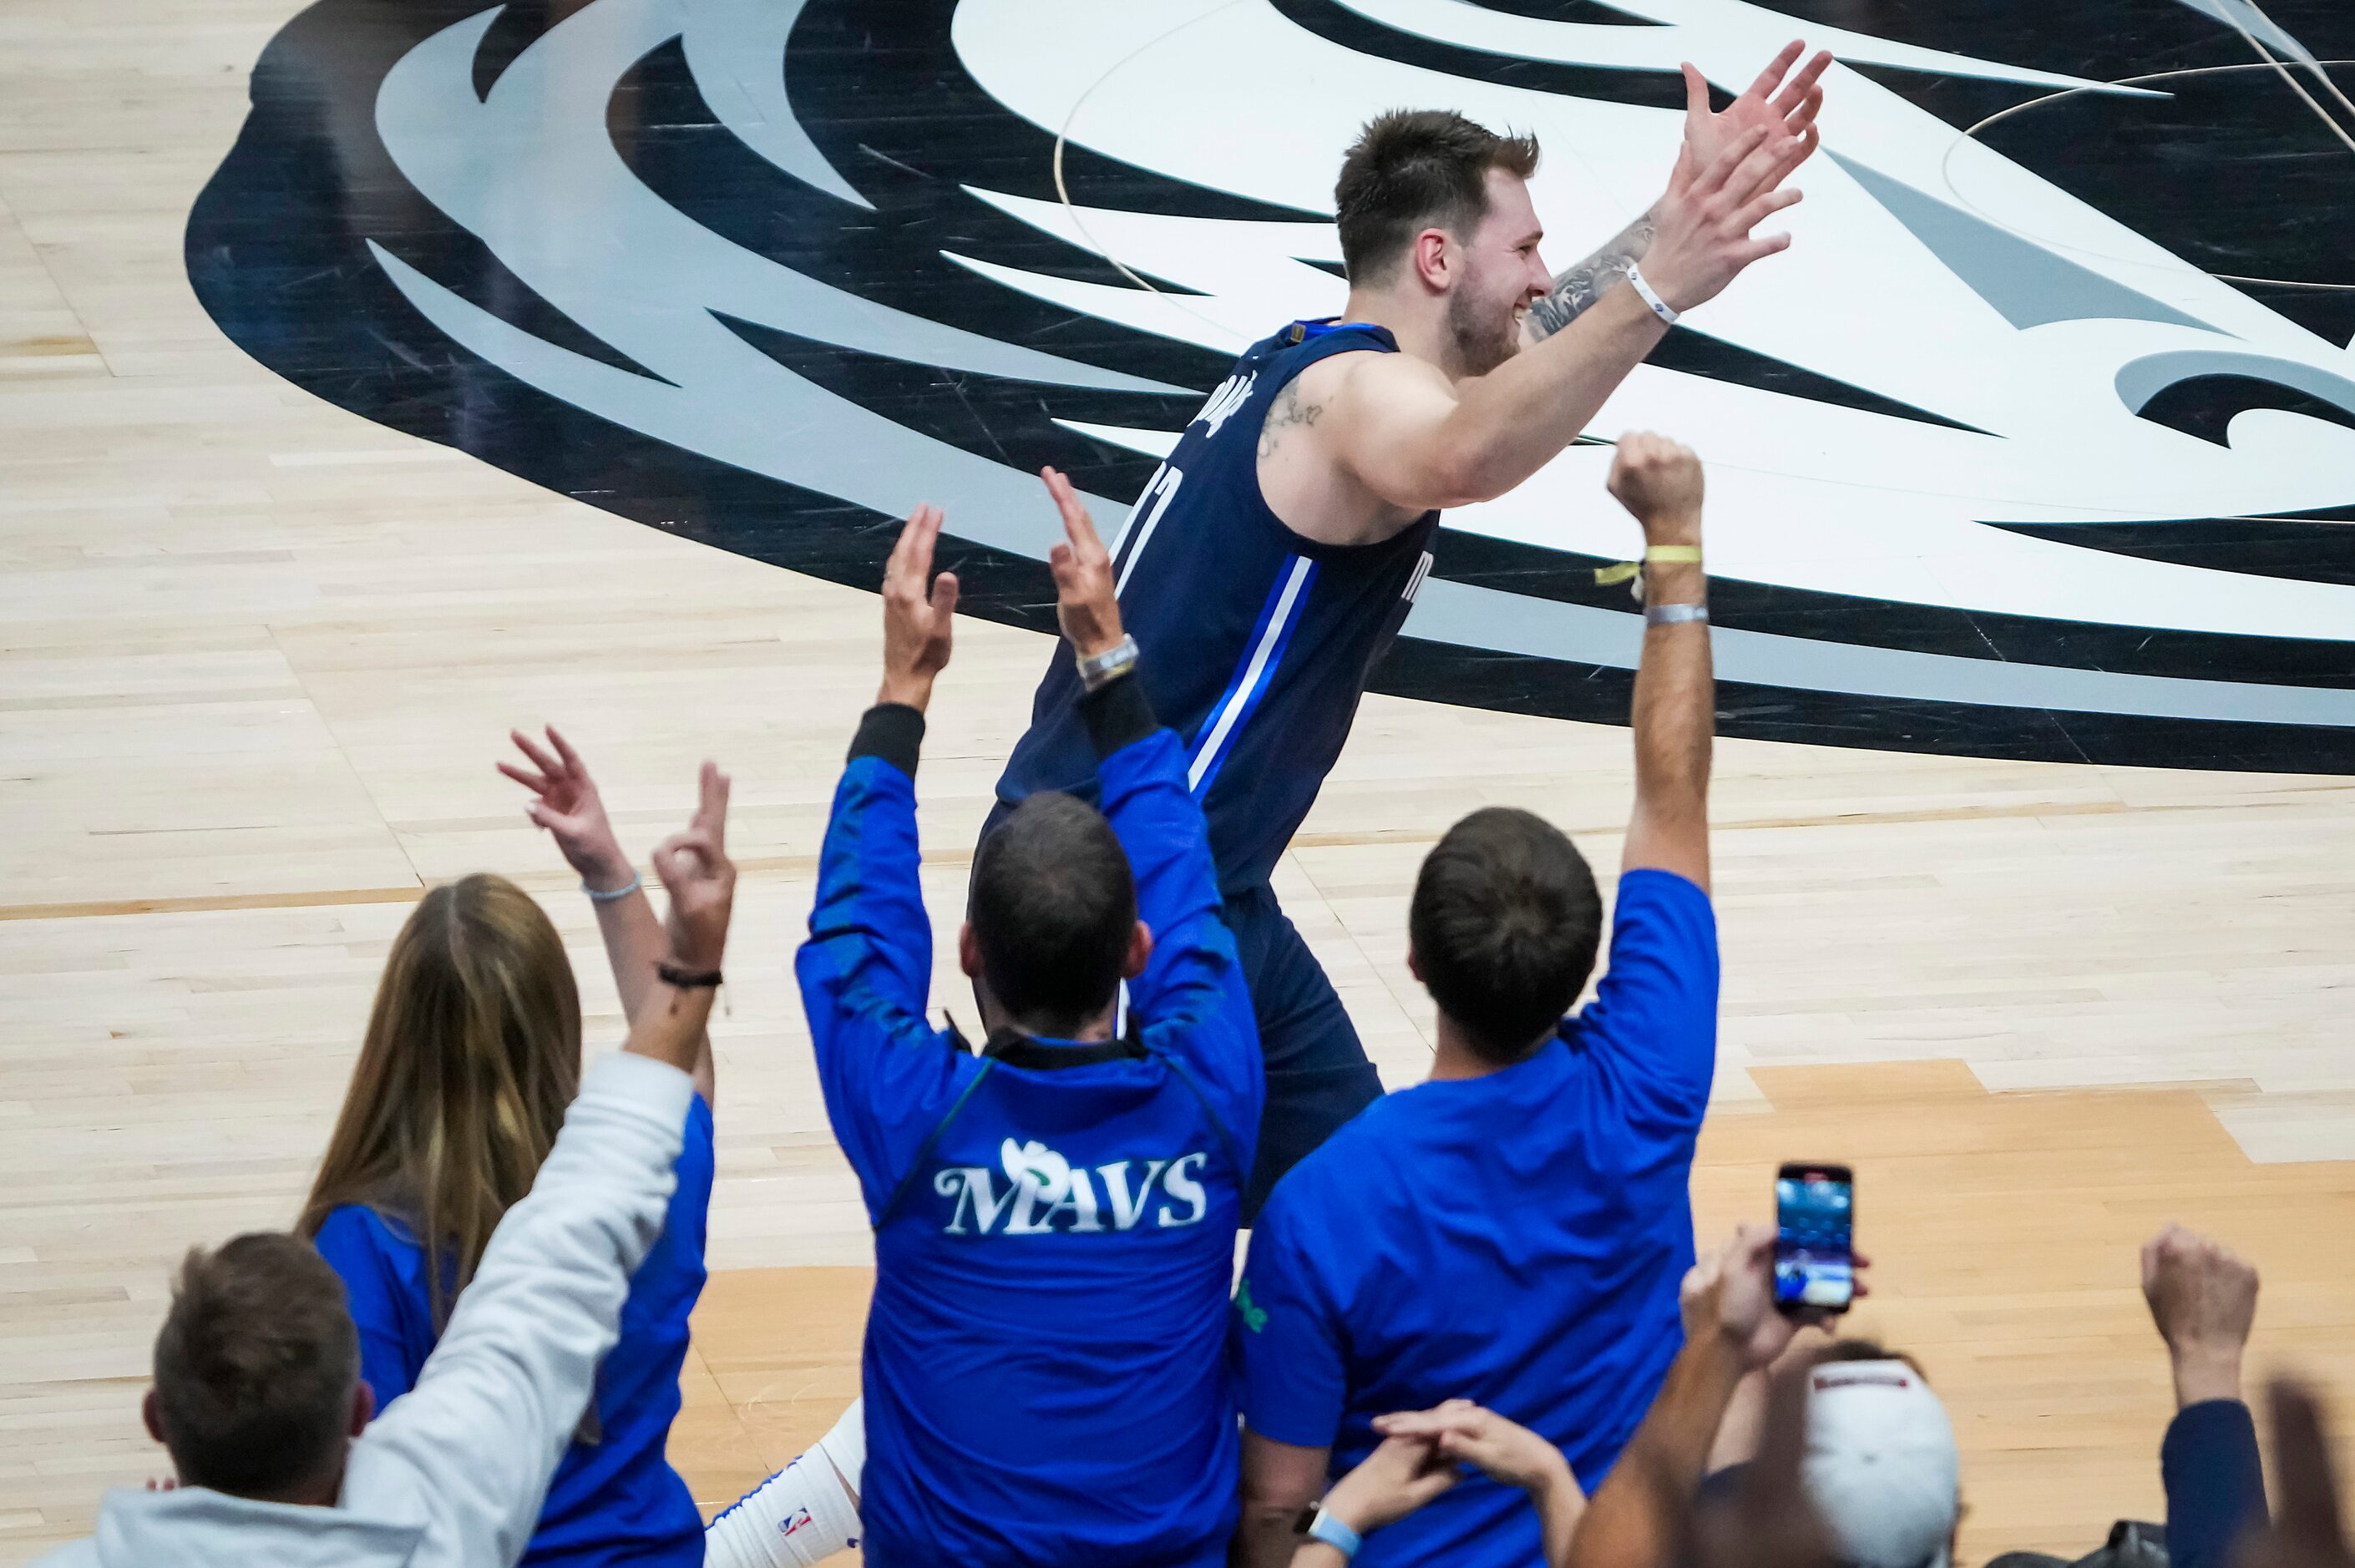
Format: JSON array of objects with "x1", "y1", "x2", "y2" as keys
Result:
[
  {"x1": 703, "y1": 51, "x2": 1827, "y2": 1567},
  {"x1": 995, "y1": 47, "x2": 1828, "y2": 1213}
]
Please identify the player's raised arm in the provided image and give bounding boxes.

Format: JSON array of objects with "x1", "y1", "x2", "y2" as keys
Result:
[
  {"x1": 1324, "y1": 127, "x2": 1811, "y2": 515},
  {"x1": 1608, "y1": 435, "x2": 1712, "y2": 891}
]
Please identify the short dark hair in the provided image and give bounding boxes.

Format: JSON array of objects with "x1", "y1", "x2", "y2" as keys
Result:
[
  {"x1": 1409, "y1": 807, "x2": 1601, "y2": 1063},
  {"x1": 1334, "y1": 109, "x2": 1542, "y2": 284},
  {"x1": 151, "y1": 1232, "x2": 359, "y2": 1497},
  {"x1": 970, "y1": 792, "x2": 1137, "y2": 1034}
]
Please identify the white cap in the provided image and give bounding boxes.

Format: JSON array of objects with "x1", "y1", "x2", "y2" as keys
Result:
[{"x1": 1803, "y1": 1358, "x2": 1961, "y2": 1568}]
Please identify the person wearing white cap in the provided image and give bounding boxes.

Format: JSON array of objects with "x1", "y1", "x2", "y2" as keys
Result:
[{"x1": 1801, "y1": 1349, "x2": 1962, "y2": 1568}]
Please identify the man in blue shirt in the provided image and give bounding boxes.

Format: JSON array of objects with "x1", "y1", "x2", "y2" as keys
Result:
[
  {"x1": 1234, "y1": 434, "x2": 1723, "y2": 1568},
  {"x1": 796, "y1": 478, "x2": 1262, "y2": 1567}
]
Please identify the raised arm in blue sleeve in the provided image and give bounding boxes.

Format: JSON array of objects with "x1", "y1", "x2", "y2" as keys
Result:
[
  {"x1": 1575, "y1": 868, "x2": 1719, "y2": 1137},
  {"x1": 1082, "y1": 675, "x2": 1262, "y2": 1139},
  {"x1": 2163, "y1": 1399, "x2": 2267, "y2": 1568},
  {"x1": 796, "y1": 704, "x2": 973, "y2": 1217}
]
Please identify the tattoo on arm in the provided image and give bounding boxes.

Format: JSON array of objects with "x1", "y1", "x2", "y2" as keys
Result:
[
  {"x1": 1256, "y1": 379, "x2": 1323, "y2": 460},
  {"x1": 1525, "y1": 206, "x2": 1658, "y2": 343}
]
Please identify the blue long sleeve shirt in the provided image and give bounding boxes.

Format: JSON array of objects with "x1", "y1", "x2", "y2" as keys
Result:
[{"x1": 799, "y1": 680, "x2": 1264, "y2": 1568}]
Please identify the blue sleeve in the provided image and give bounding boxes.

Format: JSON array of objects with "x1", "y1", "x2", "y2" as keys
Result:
[
  {"x1": 797, "y1": 751, "x2": 975, "y2": 1221},
  {"x1": 1574, "y1": 869, "x2": 1718, "y2": 1136},
  {"x1": 311, "y1": 1209, "x2": 430, "y2": 1414},
  {"x1": 2164, "y1": 1399, "x2": 2267, "y2": 1568},
  {"x1": 1099, "y1": 726, "x2": 1264, "y2": 1149},
  {"x1": 671, "y1": 1093, "x2": 716, "y2": 1260},
  {"x1": 1234, "y1": 1185, "x2": 1348, "y2": 1451}
]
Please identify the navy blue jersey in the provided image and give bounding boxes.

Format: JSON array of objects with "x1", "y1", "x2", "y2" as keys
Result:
[
  {"x1": 803, "y1": 698, "x2": 1264, "y2": 1567},
  {"x1": 999, "y1": 321, "x2": 1440, "y2": 894}
]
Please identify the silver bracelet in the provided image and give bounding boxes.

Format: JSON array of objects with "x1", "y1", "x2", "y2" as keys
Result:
[
  {"x1": 583, "y1": 872, "x2": 641, "y2": 903},
  {"x1": 1644, "y1": 602, "x2": 1708, "y2": 626},
  {"x1": 1626, "y1": 262, "x2": 1680, "y2": 326},
  {"x1": 1076, "y1": 634, "x2": 1140, "y2": 692}
]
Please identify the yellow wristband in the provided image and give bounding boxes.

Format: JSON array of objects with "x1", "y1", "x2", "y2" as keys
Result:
[{"x1": 1593, "y1": 545, "x2": 1702, "y2": 587}]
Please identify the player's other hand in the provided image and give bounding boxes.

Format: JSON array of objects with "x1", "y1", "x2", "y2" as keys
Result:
[
  {"x1": 879, "y1": 502, "x2": 959, "y2": 711},
  {"x1": 652, "y1": 761, "x2": 734, "y2": 974},
  {"x1": 1643, "y1": 119, "x2": 1808, "y2": 312},
  {"x1": 1607, "y1": 433, "x2": 1704, "y2": 547},
  {"x1": 1679, "y1": 43, "x2": 1828, "y2": 181},
  {"x1": 1041, "y1": 466, "x2": 1127, "y2": 660}
]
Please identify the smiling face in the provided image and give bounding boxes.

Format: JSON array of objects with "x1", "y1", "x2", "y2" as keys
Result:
[{"x1": 1441, "y1": 167, "x2": 1552, "y2": 378}]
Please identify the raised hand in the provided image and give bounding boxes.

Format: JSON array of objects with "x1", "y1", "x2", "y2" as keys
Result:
[
  {"x1": 1041, "y1": 466, "x2": 1125, "y2": 660},
  {"x1": 1373, "y1": 1401, "x2": 1581, "y2": 1502},
  {"x1": 1607, "y1": 433, "x2": 1705, "y2": 548},
  {"x1": 652, "y1": 761, "x2": 734, "y2": 974},
  {"x1": 1641, "y1": 123, "x2": 1810, "y2": 313},
  {"x1": 1680, "y1": 43, "x2": 1830, "y2": 180},
  {"x1": 2143, "y1": 1222, "x2": 2260, "y2": 1408},
  {"x1": 879, "y1": 502, "x2": 960, "y2": 711},
  {"x1": 499, "y1": 726, "x2": 632, "y2": 891},
  {"x1": 1319, "y1": 1432, "x2": 1462, "y2": 1539}
]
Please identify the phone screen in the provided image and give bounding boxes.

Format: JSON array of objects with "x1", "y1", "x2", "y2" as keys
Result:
[{"x1": 1774, "y1": 1166, "x2": 1854, "y2": 1312}]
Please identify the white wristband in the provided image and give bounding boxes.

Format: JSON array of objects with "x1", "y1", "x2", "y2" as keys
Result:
[{"x1": 1626, "y1": 262, "x2": 1679, "y2": 326}]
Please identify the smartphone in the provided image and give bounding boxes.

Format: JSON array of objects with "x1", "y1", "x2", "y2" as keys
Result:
[{"x1": 1773, "y1": 1162, "x2": 1855, "y2": 1314}]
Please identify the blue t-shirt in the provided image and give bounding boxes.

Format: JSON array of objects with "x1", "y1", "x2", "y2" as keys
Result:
[
  {"x1": 1236, "y1": 869, "x2": 1718, "y2": 1568},
  {"x1": 802, "y1": 719, "x2": 1263, "y2": 1568},
  {"x1": 311, "y1": 1092, "x2": 716, "y2": 1567}
]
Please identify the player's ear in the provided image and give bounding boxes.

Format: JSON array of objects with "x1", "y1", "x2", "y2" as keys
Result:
[
  {"x1": 1405, "y1": 944, "x2": 1426, "y2": 986},
  {"x1": 348, "y1": 1379, "x2": 373, "y2": 1437},
  {"x1": 957, "y1": 921, "x2": 984, "y2": 980},
  {"x1": 142, "y1": 1388, "x2": 167, "y2": 1447},
  {"x1": 1411, "y1": 227, "x2": 1454, "y2": 294},
  {"x1": 1123, "y1": 921, "x2": 1153, "y2": 981}
]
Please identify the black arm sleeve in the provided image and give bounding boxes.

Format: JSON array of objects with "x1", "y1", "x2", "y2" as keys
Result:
[
  {"x1": 1078, "y1": 670, "x2": 1157, "y2": 761},
  {"x1": 2164, "y1": 1399, "x2": 2268, "y2": 1568},
  {"x1": 848, "y1": 703, "x2": 926, "y2": 780}
]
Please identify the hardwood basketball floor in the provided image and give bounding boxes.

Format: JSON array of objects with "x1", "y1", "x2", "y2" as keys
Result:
[{"x1": 3, "y1": 0, "x2": 2352, "y2": 1560}]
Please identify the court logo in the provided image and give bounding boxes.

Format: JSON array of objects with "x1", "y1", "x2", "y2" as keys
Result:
[{"x1": 185, "y1": 0, "x2": 2355, "y2": 771}]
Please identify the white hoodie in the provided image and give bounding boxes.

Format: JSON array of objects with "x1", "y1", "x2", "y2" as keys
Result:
[{"x1": 36, "y1": 1050, "x2": 694, "y2": 1568}]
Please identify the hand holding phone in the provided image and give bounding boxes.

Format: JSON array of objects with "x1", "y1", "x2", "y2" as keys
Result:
[{"x1": 1774, "y1": 1163, "x2": 1854, "y2": 1315}]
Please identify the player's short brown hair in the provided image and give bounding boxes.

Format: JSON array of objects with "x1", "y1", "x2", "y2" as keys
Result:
[
  {"x1": 1334, "y1": 109, "x2": 1542, "y2": 284},
  {"x1": 150, "y1": 1232, "x2": 360, "y2": 1497},
  {"x1": 1410, "y1": 807, "x2": 1601, "y2": 1063}
]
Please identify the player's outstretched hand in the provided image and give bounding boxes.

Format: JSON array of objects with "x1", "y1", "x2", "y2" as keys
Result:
[
  {"x1": 1041, "y1": 465, "x2": 1126, "y2": 660},
  {"x1": 651, "y1": 761, "x2": 733, "y2": 974},
  {"x1": 879, "y1": 502, "x2": 959, "y2": 712},
  {"x1": 1679, "y1": 42, "x2": 1829, "y2": 185},
  {"x1": 500, "y1": 725, "x2": 633, "y2": 893},
  {"x1": 1607, "y1": 433, "x2": 1705, "y2": 548},
  {"x1": 1643, "y1": 119, "x2": 1809, "y2": 312}
]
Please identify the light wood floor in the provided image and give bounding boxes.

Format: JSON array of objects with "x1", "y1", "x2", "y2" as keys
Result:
[{"x1": 4, "y1": 0, "x2": 2354, "y2": 1560}]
